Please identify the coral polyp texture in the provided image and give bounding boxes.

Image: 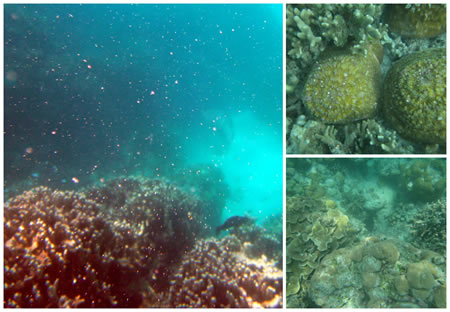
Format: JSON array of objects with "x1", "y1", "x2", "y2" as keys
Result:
[
  {"x1": 383, "y1": 48, "x2": 446, "y2": 144},
  {"x1": 387, "y1": 4, "x2": 446, "y2": 38},
  {"x1": 303, "y1": 47, "x2": 381, "y2": 124},
  {"x1": 286, "y1": 4, "x2": 447, "y2": 154},
  {"x1": 164, "y1": 236, "x2": 282, "y2": 308},
  {"x1": 4, "y1": 178, "x2": 282, "y2": 308}
]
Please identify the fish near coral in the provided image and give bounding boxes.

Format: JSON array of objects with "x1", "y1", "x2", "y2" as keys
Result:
[{"x1": 216, "y1": 215, "x2": 253, "y2": 235}]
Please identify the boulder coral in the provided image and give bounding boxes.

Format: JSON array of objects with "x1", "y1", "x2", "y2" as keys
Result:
[
  {"x1": 302, "y1": 43, "x2": 382, "y2": 124},
  {"x1": 308, "y1": 238, "x2": 446, "y2": 308},
  {"x1": 387, "y1": 4, "x2": 446, "y2": 38},
  {"x1": 383, "y1": 48, "x2": 446, "y2": 145}
]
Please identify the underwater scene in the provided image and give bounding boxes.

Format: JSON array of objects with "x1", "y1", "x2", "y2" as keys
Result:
[
  {"x1": 286, "y1": 4, "x2": 446, "y2": 154},
  {"x1": 4, "y1": 4, "x2": 283, "y2": 308},
  {"x1": 286, "y1": 158, "x2": 446, "y2": 308}
]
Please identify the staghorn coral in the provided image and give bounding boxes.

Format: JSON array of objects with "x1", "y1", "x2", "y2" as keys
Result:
[
  {"x1": 164, "y1": 236, "x2": 282, "y2": 308},
  {"x1": 409, "y1": 199, "x2": 446, "y2": 255},
  {"x1": 288, "y1": 117, "x2": 417, "y2": 154},
  {"x1": 4, "y1": 178, "x2": 283, "y2": 308},
  {"x1": 286, "y1": 4, "x2": 386, "y2": 70},
  {"x1": 387, "y1": 4, "x2": 446, "y2": 38},
  {"x1": 383, "y1": 48, "x2": 446, "y2": 145}
]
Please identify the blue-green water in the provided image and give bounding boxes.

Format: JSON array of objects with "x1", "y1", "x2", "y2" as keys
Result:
[{"x1": 4, "y1": 4, "x2": 282, "y2": 224}]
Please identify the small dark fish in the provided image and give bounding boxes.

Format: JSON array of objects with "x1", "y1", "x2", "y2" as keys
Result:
[{"x1": 216, "y1": 215, "x2": 252, "y2": 235}]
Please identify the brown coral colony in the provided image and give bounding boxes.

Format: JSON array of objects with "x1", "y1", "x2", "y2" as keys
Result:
[{"x1": 4, "y1": 178, "x2": 282, "y2": 308}]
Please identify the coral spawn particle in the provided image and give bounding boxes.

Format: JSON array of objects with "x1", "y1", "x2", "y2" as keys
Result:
[
  {"x1": 383, "y1": 48, "x2": 446, "y2": 145},
  {"x1": 302, "y1": 46, "x2": 381, "y2": 124}
]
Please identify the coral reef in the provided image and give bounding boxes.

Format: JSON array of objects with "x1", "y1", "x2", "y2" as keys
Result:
[
  {"x1": 302, "y1": 43, "x2": 381, "y2": 124},
  {"x1": 172, "y1": 164, "x2": 230, "y2": 231},
  {"x1": 228, "y1": 215, "x2": 282, "y2": 265},
  {"x1": 286, "y1": 158, "x2": 446, "y2": 308},
  {"x1": 286, "y1": 4, "x2": 386, "y2": 70},
  {"x1": 163, "y1": 236, "x2": 282, "y2": 308},
  {"x1": 4, "y1": 187, "x2": 149, "y2": 307},
  {"x1": 380, "y1": 159, "x2": 446, "y2": 202},
  {"x1": 4, "y1": 177, "x2": 282, "y2": 308},
  {"x1": 286, "y1": 195, "x2": 363, "y2": 307},
  {"x1": 86, "y1": 177, "x2": 206, "y2": 272},
  {"x1": 309, "y1": 237, "x2": 446, "y2": 308},
  {"x1": 288, "y1": 117, "x2": 416, "y2": 154},
  {"x1": 286, "y1": 4, "x2": 447, "y2": 154},
  {"x1": 383, "y1": 48, "x2": 446, "y2": 145},
  {"x1": 409, "y1": 199, "x2": 446, "y2": 255},
  {"x1": 387, "y1": 4, "x2": 446, "y2": 38}
]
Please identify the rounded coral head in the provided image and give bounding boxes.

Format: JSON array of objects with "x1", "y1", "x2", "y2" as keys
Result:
[
  {"x1": 302, "y1": 49, "x2": 381, "y2": 124},
  {"x1": 383, "y1": 48, "x2": 446, "y2": 145}
]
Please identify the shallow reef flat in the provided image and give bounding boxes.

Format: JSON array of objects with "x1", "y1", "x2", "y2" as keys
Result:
[
  {"x1": 286, "y1": 4, "x2": 446, "y2": 154},
  {"x1": 4, "y1": 176, "x2": 282, "y2": 308},
  {"x1": 286, "y1": 158, "x2": 446, "y2": 308}
]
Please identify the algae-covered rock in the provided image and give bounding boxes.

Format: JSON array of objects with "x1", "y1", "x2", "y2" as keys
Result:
[
  {"x1": 387, "y1": 4, "x2": 446, "y2": 38},
  {"x1": 383, "y1": 48, "x2": 446, "y2": 145},
  {"x1": 303, "y1": 47, "x2": 381, "y2": 124}
]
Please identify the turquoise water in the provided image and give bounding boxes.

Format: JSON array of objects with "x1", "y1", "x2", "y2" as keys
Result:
[{"x1": 4, "y1": 4, "x2": 282, "y2": 225}]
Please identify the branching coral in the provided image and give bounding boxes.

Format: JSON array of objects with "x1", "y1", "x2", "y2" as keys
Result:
[
  {"x1": 4, "y1": 178, "x2": 209, "y2": 308},
  {"x1": 286, "y1": 4, "x2": 386, "y2": 70},
  {"x1": 164, "y1": 236, "x2": 282, "y2": 308},
  {"x1": 409, "y1": 199, "x2": 446, "y2": 255},
  {"x1": 4, "y1": 187, "x2": 149, "y2": 307}
]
